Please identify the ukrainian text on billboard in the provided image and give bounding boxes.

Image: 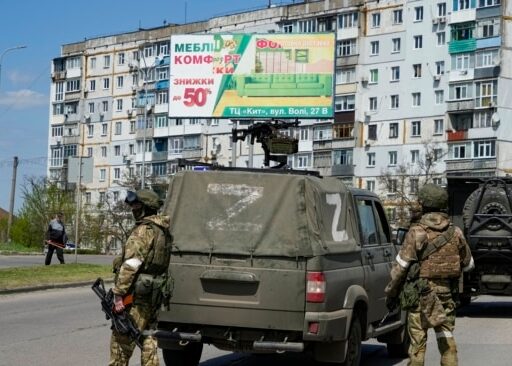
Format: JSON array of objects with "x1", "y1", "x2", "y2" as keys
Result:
[{"x1": 169, "y1": 33, "x2": 335, "y2": 119}]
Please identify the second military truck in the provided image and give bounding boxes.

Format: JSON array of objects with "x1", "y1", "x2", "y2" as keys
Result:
[{"x1": 155, "y1": 168, "x2": 407, "y2": 366}]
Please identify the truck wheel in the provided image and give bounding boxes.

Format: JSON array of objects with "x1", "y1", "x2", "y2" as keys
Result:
[
  {"x1": 162, "y1": 342, "x2": 203, "y2": 366},
  {"x1": 386, "y1": 325, "x2": 409, "y2": 358},
  {"x1": 340, "y1": 314, "x2": 362, "y2": 366},
  {"x1": 463, "y1": 186, "x2": 512, "y2": 230}
]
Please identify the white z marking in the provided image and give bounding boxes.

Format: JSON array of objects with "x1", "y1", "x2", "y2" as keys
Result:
[{"x1": 326, "y1": 193, "x2": 349, "y2": 242}]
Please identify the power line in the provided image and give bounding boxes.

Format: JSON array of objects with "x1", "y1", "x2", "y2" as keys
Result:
[{"x1": 0, "y1": 156, "x2": 47, "y2": 168}]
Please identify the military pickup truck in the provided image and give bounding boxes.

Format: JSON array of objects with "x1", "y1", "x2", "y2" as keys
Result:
[
  {"x1": 155, "y1": 168, "x2": 407, "y2": 366},
  {"x1": 447, "y1": 176, "x2": 512, "y2": 304}
]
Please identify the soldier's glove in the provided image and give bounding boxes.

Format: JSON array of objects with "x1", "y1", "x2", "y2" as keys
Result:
[{"x1": 386, "y1": 296, "x2": 399, "y2": 312}]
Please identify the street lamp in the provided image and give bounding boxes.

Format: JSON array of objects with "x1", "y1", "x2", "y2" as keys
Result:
[
  {"x1": 0, "y1": 45, "x2": 27, "y2": 90},
  {"x1": 137, "y1": 46, "x2": 160, "y2": 189}
]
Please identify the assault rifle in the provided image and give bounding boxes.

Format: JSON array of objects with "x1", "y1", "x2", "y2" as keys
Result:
[{"x1": 91, "y1": 277, "x2": 143, "y2": 348}]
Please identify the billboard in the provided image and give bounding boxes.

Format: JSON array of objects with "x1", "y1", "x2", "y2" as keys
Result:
[{"x1": 169, "y1": 33, "x2": 335, "y2": 119}]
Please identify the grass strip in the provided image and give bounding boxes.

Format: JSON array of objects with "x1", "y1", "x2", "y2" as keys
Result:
[{"x1": 0, "y1": 264, "x2": 113, "y2": 290}]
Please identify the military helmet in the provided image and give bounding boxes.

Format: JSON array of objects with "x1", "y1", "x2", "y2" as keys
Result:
[
  {"x1": 418, "y1": 183, "x2": 448, "y2": 210},
  {"x1": 125, "y1": 189, "x2": 163, "y2": 210}
]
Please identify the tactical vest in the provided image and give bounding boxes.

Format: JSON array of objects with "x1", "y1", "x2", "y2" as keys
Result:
[
  {"x1": 139, "y1": 219, "x2": 172, "y2": 276},
  {"x1": 419, "y1": 225, "x2": 461, "y2": 279}
]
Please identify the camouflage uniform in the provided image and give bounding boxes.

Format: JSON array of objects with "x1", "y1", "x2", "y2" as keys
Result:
[
  {"x1": 109, "y1": 190, "x2": 170, "y2": 366},
  {"x1": 385, "y1": 185, "x2": 474, "y2": 366}
]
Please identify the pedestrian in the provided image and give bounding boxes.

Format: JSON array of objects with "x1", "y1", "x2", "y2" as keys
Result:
[
  {"x1": 385, "y1": 183, "x2": 474, "y2": 366},
  {"x1": 45, "y1": 212, "x2": 67, "y2": 265},
  {"x1": 109, "y1": 189, "x2": 171, "y2": 366}
]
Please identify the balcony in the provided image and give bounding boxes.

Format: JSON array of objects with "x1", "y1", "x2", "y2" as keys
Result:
[
  {"x1": 152, "y1": 151, "x2": 168, "y2": 161},
  {"x1": 313, "y1": 140, "x2": 332, "y2": 150},
  {"x1": 136, "y1": 126, "x2": 154, "y2": 139},
  {"x1": 182, "y1": 148, "x2": 202, "y2": 159},
  {"x1": 448, "y1": 39, "x2": 476, "y2": 54},
  {"x1": 62, "y1": 135, "x2": 80, "y2": 145},
  {"x1": 336, "y1": 54, "x2": 358, "y2": 67},
  {"x1": 445, "y1": 158, "x2": 497, "y2": 172},
  {"x1": 446, "y1": 99, "x2": 474, "y2": 113},
  {"x1": 331, "y1": 164, "x2": 355, "y2": 176},
  {"x1": 51, "y1": 70, "x2": 66, "y2": 81},
  {"x1": 447, "y1": 130, "x2": 467, "y2": 141}
]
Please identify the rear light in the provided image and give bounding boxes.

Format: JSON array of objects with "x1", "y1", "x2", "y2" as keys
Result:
[
  {"x1": 306, "y1": 272, "x2": 326, "y2": 303},
  {"x1": 308, "y1": 322, "x2": 320, "y2": 334}
]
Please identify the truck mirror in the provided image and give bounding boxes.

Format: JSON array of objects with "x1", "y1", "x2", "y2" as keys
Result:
[{"x1": 393, "y1": 228, "x2": 408, "y2": 246}]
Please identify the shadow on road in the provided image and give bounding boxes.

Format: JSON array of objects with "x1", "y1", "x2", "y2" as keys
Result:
[
  {"x1": 199, "y1": 344, "x2": 406, "y2": 366},
  {"x1": 458, "y1": 299, "x2": 512, "y2": 319}
]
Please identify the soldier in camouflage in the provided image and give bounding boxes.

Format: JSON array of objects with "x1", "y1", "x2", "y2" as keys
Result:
[
  {"x1": 385, "y1": 184, "x2": 474, "y2": 366},
  {"x1": 109, "y1": 189, "x2": 171, "y2": 366}
]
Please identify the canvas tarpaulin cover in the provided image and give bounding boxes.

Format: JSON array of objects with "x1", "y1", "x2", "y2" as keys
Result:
[{"x1": 163, "y1": 170, "x2": 360, "y2": 257}]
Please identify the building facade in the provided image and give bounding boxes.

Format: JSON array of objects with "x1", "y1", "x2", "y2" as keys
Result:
[{"x1": 47, "y1": 0, "x2": 512, "y2": 238}]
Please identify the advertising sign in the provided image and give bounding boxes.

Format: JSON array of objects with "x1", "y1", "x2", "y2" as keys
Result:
[{"x1": 169, "y1": 33, "x2": 335, "y2": 119}]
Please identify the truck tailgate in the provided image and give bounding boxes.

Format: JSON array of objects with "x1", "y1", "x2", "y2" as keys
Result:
[{"x1": 161, "y1": 254, "x2": 307, "y2": 331}]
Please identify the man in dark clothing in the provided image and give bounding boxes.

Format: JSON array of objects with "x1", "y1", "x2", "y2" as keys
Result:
[{"x1": 45, "y1": 212, "x2": 67, "y2": 265}]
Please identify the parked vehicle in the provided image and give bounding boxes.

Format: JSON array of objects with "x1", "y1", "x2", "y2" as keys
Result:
[
  {"x1": 154, "y1": 168, "x2": 407, "y2": 366},
  {"x1": 447, "y1": 177, "x2": 512, "y2": 305}
]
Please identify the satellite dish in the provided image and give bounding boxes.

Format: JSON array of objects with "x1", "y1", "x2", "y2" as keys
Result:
[{"x1": 492, "y1": 112, "x2": 500, "y2": 124}]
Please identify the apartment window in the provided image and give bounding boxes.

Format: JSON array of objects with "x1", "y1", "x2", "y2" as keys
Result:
[
  {"x1": 411, "y1": 150, "x2": 420, "y2": 163},
  {"x1": 85, "y1": 192, "x2": 91, "y2": 204},
  {"x1": 459, "y1": 0, "x2": 470, "y2": 10},
  {"x1": 433, "y1": 178, "x2": 443, "y2": 185},
  {"x1": 367, "y1": 152, "x2": 376, "y2": 167},
  {"x1": 474, "y1": 110, "x2": 492, "y2": 128},
  {"x1": 337, "y1": 39, "x2": 357, "y2": 56},
  {"x1": 414, "y1": 35, "x2": 423, "y2": 49},
  {"x1": 452, "y1": 144, "x2": 468, "y2": 159},
  {"x1": 370, "y1": 41, "x2": 379, "y2": 56},
  {"x1": 434, "y1": 148, "x2": 444, "y2": 161},
  {"x1": 115, "y1": 121, "x2": 122, "y2": 135},
  {"x1": 144, "y1": 45, "x2": 154, "y2": 58},
  {"x1": 369, "y1": 97, "x2": 378, "y2": 111},
  {"x1": 114, "y1": 168, "x2": 121, "y2": 180},
  {"x1": 412, "y1": 92, "x2": 421, "y2": 107},
  {"x1": 413, "y1": 64, "x2": 422, "y2": 78},
  {"x1": 157, "y1": 91, "x2": 169, "y2": 104},
  {"x1": 114, "y1": 145, "x2": 121, "y2": 156},
  {"x1": 282, "y1": 23, "x2": 293, "y2": 33},
  {"x1": 159, "y1": 43, "x2": 169, "y2": 55},
  {"x1": 388, "y1": 151, "x2": 398, "y2": 166},
  {"x1": 102, "y1": 101, "x2": 109, "y2": 112},
  {"x1": 314, "y1": 126, "x2": 332, "y2": 141},
  {"x1": 451, "y1": 83, "x2": 471, "y2": 99},
  {"x1": 437, "y1": 32, "x2": 446, "y2": 45},
  {"x1": 389, "y1": 123, "x2": 399, "y2": 138},
  {"x1": 454, "y1": 53, "x2": 471, "y2": 70},
  {"x1": 103, "y1": 55, "x2": 111, "y2": 68},
  {"x1": 338, "y1": 12, "x2": 358, "y2": 28},
  {"x1": 138, "y1": 139, "x2": 153, "y2": 153},
  {"x1": 476, "y1": 80, "x2": 497, "y2": 107},
  {"x1": 435, "y1": 90, "x2": 444, "y2": 104},
  {"x1": 99, "y1": 169, "x2": 106, "y2": 182},
  {"x1": 390, "y1": 95, "x2": 399, "y2": 109},
  {"x1": 370, "y1": 69, "x2": 378, "y2": 83},
  {"x1": 391, "y1": 66, "x2": 400, "y2": 81},
  {"x1": 296, "y1": 154, "x2": 311, "y2": 168},
  {"x1": 333, "y1": 149, "x2": 353, "y2": 165},
  {"x1": 336, "y1": 67, "x2": 356, "y2": 84},
  {"x1": 434, "y1": 119, "x2": 444, "y2": 134},
  {"x1": 158, "y1": 67, "x2": 168, "y2": 80},
  {"x1": 366, "y1": 180, "x2": 375, "y2": 192},
  {"x1": 372, "y1": 13, "x2": 381, "y2": 28},
  {"x1": 128, "y1": 167, "x2": 134, "y2": 178},
  {"x1": 368, "y1": 124, "x2": 377, "y2": 140},
  {"x1": 117, "y1": 53, "x2": 125, "y2": 66},
  {"x1": 66, "y1": 79, "x2": 80, "y2": 92},
  {"x1": 90, "y1": 57, "x2": 96, "y2": 69},
  {"x1": 116, "y1": 76, "x2": 124, "y2": 88},
  {"x1": 53, "y1": 103, "x2": 64, "y2": 115},
  {"x1": 479, "y1": 0, "x2": 501, "y2": 7},
  {"x1": 438, "y1": 3, "x2": 447, "y2": 16},
  {"x1": 88, "y1": 102, "x2": 95, "y2": 113},
  {"x1": 392, "y1": 38, "x2": 401, "y2": 53},
  {"x1": 103, "y1": 78, "x2": 110, "y2": 89},
  {"x1": 155, "y1": 115, "x2": 168, "y2": 128},
  {"x1": 298, "y1": 19, "x2": 317, "y2": 33},
  {"x1": 335, "y1": 95, "x2": 355, "y2": 111},
  {"x1": 414, "y1": 7, "x2": 424, "y2": 21},
  {"x1": 87, "y1": 124, "x2": 94, "y2": 137},
  {"x1": 89, "y1": 80, "x2": 96, "y2": 91},
  {"x1": 476, "y1": 49, "x2": 498, "y2": 68},
  {"x1": 411, "y1": 121, "x2": 421, "y2": 136},
  {"x1": 102, "y1": 123, "x2": 108, "y2": 136},
  {"x1": 130, "y1": 120, "x2": 136, "y2": 133},
  {"x1": 393, "y1": 9, "x2": 403, "y2": 24},
  {"x1": 436, "y1": 61, "x2": 445, "y2": 75},
  {"x1": 116, "y1": 99, "x2": 123, "y2": 111},
  {"x1": 51, "y1": 126, "x2": 63, "y2": 137}
]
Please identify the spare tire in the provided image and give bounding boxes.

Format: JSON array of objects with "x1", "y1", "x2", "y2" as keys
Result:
[{"x1": 462, "y1": 186, "x2": 512, "y2": 231}]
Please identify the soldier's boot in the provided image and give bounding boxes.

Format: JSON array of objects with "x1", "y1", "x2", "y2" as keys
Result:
[
  {"x1": 437, "y1": 334, "x2": 458, "y2": 366},
  {"x1": 140, "y1": 336, "x2": 159, "y2": 366}
]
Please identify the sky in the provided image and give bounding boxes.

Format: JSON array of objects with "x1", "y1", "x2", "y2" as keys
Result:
[{"x1": 0, "y1": 0, "x2": 297, "y2": 212}]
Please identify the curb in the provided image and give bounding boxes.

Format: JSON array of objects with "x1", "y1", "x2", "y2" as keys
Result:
[{"x1": 0, "y1": 279, "x2": 114, "y2": 295}]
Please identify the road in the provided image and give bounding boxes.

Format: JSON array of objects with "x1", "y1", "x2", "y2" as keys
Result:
[
  {"x1": 0, "y1": 286, "x2": 511, "y2": 366},
  {"x1": 0, "y1": 254, "x2": 115, "y2": 268}
]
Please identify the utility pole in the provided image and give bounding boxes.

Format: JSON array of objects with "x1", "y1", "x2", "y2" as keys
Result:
[{"x1": 7, "y1": 156, "x2": 18, "y2": 242}]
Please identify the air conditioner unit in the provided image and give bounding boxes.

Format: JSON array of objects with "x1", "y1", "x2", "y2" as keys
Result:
[
  {"x1": 131, "y1": 85, "x2": 138, "y2": 91},
  {"x1": 433, "y1": 75, "x2": 441, "y2": 81},
  {"x1": 127, "y1": 109, "x2": 133, "y2": 116},
  {"x1": 84, "y1": 114, "x2": 91, "y2": 122},
  {"x1": 361, "y1": 76, "x2": 369, "y2": 83},
  {"x1": 432, "y1": 18, "x2": 439, "y2": 25},
  {"x1": 55, "y1": 136, "x2": 62, "y2": 144},
  {"x1": 438, "y1": 16, "x2": 446, "y2": 23}
]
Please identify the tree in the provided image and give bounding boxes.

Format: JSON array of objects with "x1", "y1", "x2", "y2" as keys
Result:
[
  {"x1": 378, "y1": 140, "x2": 446, "y2": 227},
  {"x1": 11, "y1": 176, "x2": 75, "y2": 248}
]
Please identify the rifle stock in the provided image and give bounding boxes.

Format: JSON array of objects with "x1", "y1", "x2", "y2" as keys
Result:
[{"x1": 91, "y1": 277, "x2": 143, "y2": 348}]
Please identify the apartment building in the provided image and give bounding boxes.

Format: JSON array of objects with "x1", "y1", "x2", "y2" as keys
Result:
[{"x1": 47, "y1": 0, "x2": 512, "y2": 230}]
